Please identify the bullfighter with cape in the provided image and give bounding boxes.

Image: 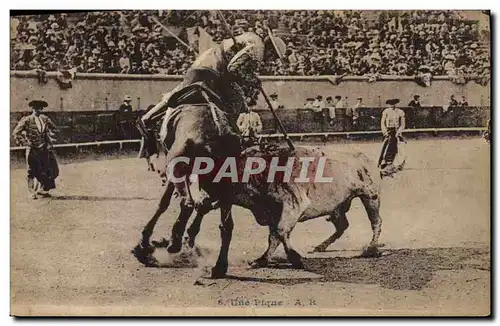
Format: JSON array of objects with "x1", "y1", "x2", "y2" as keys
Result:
[
  {"x1": 378, "y1": 98, "x2": 407, "y2": 177},
  {"x1": 13, "y1": 100, "x2": 60, "y2": 199}
]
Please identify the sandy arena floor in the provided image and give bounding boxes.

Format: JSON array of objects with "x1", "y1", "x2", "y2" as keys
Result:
[{"x1": 10, "y1": 137, "x2": 490, "y2": 316}]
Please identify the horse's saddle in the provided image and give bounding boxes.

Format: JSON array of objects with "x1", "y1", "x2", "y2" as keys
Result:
[
  {"x1": 165, "y1": 81, "x2": 225, "y2": 111},
  {"x1": 159, "y1": 82, "x2": 231, "y2": 151}
]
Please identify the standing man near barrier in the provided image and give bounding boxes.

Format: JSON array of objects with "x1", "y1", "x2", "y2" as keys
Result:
[
  {"x1": 408, "y1": 95, "x2": 421, "y2": 108},
  {"x1": 119, "y1": 95, "x2": 133, "y2": 113},
  {"x1": 325, "y1": 96, "x2": 336, "y2": 125},
  {"x1": 236, "y1": 106, "x2": 263, "y2": 142},
  {"x1": 269, "y1": 92, "x2": 283, "y2": 110},
  {"x1": 118, "y1": 95, "x2": 134, "y2": 139},
  {"x1": 459, "y1": 95, "x2": 469, "y2": 107},
  {"x1": 12, "y1": 100, "x2": 59, "y2": 199},
  {"x1": 312, "y1": 95, "x2": 325, "y2": 112},
  {"x1": 378, "y1": 98, "x2": 406, "y2": 176},
  {"x1": 351, "y1": 97, "x2": 364, "y2": 130},
  {"x1": 304, "y1": 97, "x2": 315, "y2": 109},
  {"x1": 449, "y1": 95, "x2": 458, "y2": 107}
]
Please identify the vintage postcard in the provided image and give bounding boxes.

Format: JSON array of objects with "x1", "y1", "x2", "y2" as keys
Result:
[{"x1": 10, "y1": 9, "x2": 491, "y2": 316}]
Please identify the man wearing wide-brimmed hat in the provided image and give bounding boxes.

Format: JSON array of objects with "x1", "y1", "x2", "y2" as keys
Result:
[
  {"x1": 378, "y1": 98, "x2": 406, "y2": 176},
  {"x1": 119, "y1": 95, "x2": 133, "y2": 114},
  {"x1": 118, "y1": 95, "x2": 134, "y2": 139},
  {"x1": 12, "y1": 99, "x2": 59, "y2": 199}
]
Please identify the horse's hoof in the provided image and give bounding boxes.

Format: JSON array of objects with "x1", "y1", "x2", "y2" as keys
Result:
[
  {"x1": 167, "y1": 242, "x2": 182, "y2": 254},
  {"x1": 210, "y1": 266, "x2": 228, "y2": 279},
  {"x1": 143, "y1": 255, "x2": 159, "y2": 267},
  {"x1": 360, "y1": 245, "x2": 382, "y2": 258},
  {"x1": 248, "y1": 258, "x2": 269, "y2": 269},
  {"x1": 132, "y1": 243, "x2": 155, "y2": 255},
  {"x1": 288, "y1": 250, "x2": 304, "y2": 269},
  {"x1": 132, "y1": 244, "x2": 158, "y2": 267}
]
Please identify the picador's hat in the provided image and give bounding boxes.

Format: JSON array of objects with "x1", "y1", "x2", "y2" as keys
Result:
[
  {"x1": 386, "y1": 98, "x2": 400, "y2": 105},
  {"x1": 270, "y1": 92, "x2": 278, "y2": 98},
  {"x1": 29, "y1": 100, "x2": 48, "y2": 108}
]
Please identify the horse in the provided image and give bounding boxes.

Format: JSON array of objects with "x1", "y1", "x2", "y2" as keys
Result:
[{"x1": 132, "y1": 101, "x2": 243, "y2": 278}]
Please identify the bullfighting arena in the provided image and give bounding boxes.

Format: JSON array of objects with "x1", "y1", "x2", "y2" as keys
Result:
[{"x1": 10, "y1": 137, "x2": 490, "y2": 316}]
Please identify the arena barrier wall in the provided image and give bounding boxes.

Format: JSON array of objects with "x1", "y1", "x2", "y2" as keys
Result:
[
  {"x1": 10, "y1": 71, "x2": 490, "y2": 112},
  {"x1": 10, "y1": 128, "x2": 487, "y2": 166},
  {"x1": 9, "y1": 105, "x2": 490, "y2": 147}
]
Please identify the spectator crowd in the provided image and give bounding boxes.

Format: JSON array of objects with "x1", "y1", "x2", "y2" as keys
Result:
[
  {"x1": 11, "y1": 11, "x2": 196, "y2": 75},
  {"x1": 11, "y1": 10, "x2": 490, "y2": 79}
]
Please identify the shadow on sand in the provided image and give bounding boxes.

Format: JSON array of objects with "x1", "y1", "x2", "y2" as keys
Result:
[{"x1": 225, "y1": 247, "x2": 489, "y2": 291}]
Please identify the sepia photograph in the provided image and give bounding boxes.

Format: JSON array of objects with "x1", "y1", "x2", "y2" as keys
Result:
[{"x1": 9, "y1": 9, "x2": 491, "y2": 317}]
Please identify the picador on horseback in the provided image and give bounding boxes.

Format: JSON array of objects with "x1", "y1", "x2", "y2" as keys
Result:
[
  {"x1": 135, "y1": 29, "x2": 285, "y2": 207},
  {"x1": 137, "y1": 31, "x2": 267, "y2": 158}
]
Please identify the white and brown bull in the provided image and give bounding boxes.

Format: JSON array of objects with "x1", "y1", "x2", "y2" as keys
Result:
[{"x1": 209, "y1": 146, "x2": 381, "y2": 270}]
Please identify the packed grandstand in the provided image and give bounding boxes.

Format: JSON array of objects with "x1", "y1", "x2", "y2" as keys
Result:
[{"x1": 10, "y1": 10, "x2": 490, "y2": 78}]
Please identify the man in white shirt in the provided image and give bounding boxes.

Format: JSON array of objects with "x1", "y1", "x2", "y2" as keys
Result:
[
  {"x1": 303, "y1": 98, "x2": 315, "y2": 109},
  {"x1": 352, "y1": 97, "x2": 364, "y2": 129},
  {"x1": 378, "y1": 98, "x2": 406, "y2": 171},
  {"x1": 335, "y1": 95, "x2": 344, "y2": 109},
  {"x1": 312, "y1": 95, "x2": 325, "y2": 113},
  {"x1": 324, "y1": 96, "x2": 336, "y2": 123},
  {"x1": 237, "y1": 107, "x2": 263, "y2": 138},
  {"x1": 321, "y1": 95, "x2": 335, "y2": 125}
]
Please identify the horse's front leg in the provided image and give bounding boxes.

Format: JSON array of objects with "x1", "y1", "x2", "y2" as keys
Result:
[
  {"x1": 211, "y1": 203, "x2": 233, "y2": 278},
  {"x1": 187, "y1": 211, "x2": 205, "y2": 248},
  {"x1": 133, "y1": 181, "x2": 175, "y2": 266},
  {"x1": 167, "y1": 199, "x2": 194, "y2": 253}
]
